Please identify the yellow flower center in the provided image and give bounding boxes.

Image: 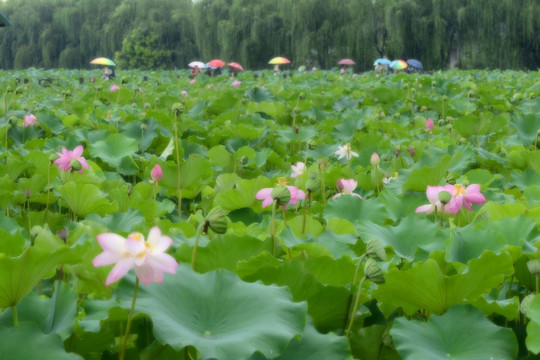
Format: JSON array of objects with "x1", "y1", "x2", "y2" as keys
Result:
[
  {"x1": 277, "y1": 177, "x2": 288, "y2": 186},
  {"x1": 453, "y1": 184, "x2": 465, "y2": 196},
  {"x1": 128, "y1": 232, "x2": 149, "y2": 257}
]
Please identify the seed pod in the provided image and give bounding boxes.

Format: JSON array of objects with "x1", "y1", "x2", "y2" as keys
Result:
[
  {"x1": 70, "y1": 159, "x2": 82, "y2": 171},
  {"x1": 172, "y1": 102, "x2": 185, "y2": 115},
  {"x1": 366, "y1": 238, "x2": 386, "y2": 261},
  {"x1": 520, "y1": 294, "x2": 536, "y2": 315},
  {"x1": 206, "y1": 206, "x2": 228, "y2": 234},
  {"x1": 364, "y1": 258, "x2": 385, "y2": 284},
  {"x1": 527, "y1": 259, "x2": 540, "y2": 274},
  {"x1": 438, "y1": 191, "x2": 452, "y2": 205},
  {"x1": 271, "y1": 185, "x2": 291, "y2": 205}
]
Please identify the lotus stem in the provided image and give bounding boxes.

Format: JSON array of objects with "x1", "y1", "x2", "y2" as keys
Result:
[
  {"x1": 346, "y1": 275, "x2": 367, "y2": 336},
  {"x1": 272, "y1": 200, "x2": 277, "y2": 257},
  {"x1": 119, "y1": 277, "x2": 139, "y2": 360},
  {"x1": 191, "y1": 223, "x2": 205, "y2": 270},
  {"x1": 536, "y1": 273, "x2": 539, "y2": 295},
  {"x1": 173, "y1": 113, "x2": 182, "y2": 217}
]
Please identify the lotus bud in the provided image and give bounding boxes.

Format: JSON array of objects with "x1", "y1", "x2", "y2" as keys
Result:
[
  {"x1": 70, "y1": 159, "x2": 82, "y2": 172},
  {"x1": 206, "y1": 206, "x2": 228, "y2": 234},
  {"x1": 409, "y1": 146, "x2": 415, "y2": 157},
  {"x1": 520, "y1": 294, "x2": 536, "y2": 315},
  {"x1": 425, "y1": 118, "x2": 434, "y2": 131},
  {"x1": 150, "y1": 164, "x2": 163, "y2": 182},
  {"x1": 25, "y1": 188, "x2": 31, "y2": 199},
  {"x1": 366, "y1": 238, "x2": 386, "y2": 261},
  {"x1": 527, "y1": 260, "x2": 540, "y2": 274},
  {"x1": 364, "y1": 258, "x2": 385, "y2": 284},
  {"x1": 271, "y1": 185, "x2": 291, "y2": 205},
  {"x1": 172, "y1": 102, "x2": 185, "y2": 116},
  {"x1": 370, "y1": 152, "x2": 380, "y2": 166},
  {"x1": 57, "y1": 228, "x2": 69, "y2": 242},
  {"x1": 438, "y1": 191, "x2": 452, "y2": 205}
]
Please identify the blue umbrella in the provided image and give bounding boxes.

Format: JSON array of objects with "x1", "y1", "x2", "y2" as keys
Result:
[
  {"x1": 407, "y1": 59, "x2": 423, "y2": 70},
  {"x1": 374, "y1": 58, "x2": 391, "y2": 66}
]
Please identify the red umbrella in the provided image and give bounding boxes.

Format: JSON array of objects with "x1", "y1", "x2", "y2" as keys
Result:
[
  {"x1": 227, "y1": 62, "x2": 244, "y2": 71},
  {"x1": 338, "y1": 59, "x2": 356, "y2": 65},
  {"x1": 208, "y1": 59, "x2": 226, "y2": 68}
]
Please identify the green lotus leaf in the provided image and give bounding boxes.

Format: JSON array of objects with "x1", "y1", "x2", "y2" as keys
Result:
[
  {"x1": 453, "y1": 112, "x2": 507, "y2": 138},
  {"x1": 120, "y1": 119, "x2": 158, "y2": 152},
  {"x1": 0, "y1": 281, "x2": 77, "y2": 340},
  {"x1": 0, "y1": 228, "x2": 26, "y2": 257},
  {"x1": 57, "y1": 182, "x2": 118, "y2": 217},
  {"x1": 391, "y1": 305, "x2": 517, "y2": 360},
  {"x1": 249, "y1": 319, "x2": 352, "y2": 360},
  {"x1": 324, "y1": 196, "x2": 386, "y2": 224},
  {"x1": 207, "y1": 145, "x2": 233, "y2": 171},
  {"x1": 446, "y1": 226, "x2": 507, "y2": 263},
  {"x1": 237, "y1": 254, "x2": 353, "y2": 332},
  {"x1": 216, "y1": 176, "x2": 272, "y2": 211},
  {"x1": 85, "y1": 208, "x2": 145, "y2": 233},
  {"x1": 128, "y1": 265, "x2": 307, "y2": 360},
  {"x1": 356, "y1": 216, "x2": 447, "y2": 261},
  {"x1": 89, "y1": 133, "x2": 138, "y2": 167},
  {"x1": 246, "y1": 87, "x2": 273, "y2": 103},
  {"x1": 402, "y1": 155, "x2": 453, "y2": 192},
  {"x1": 526, "y1": 295, "x2": 540, "y2": 353},
  {"x1": 349, "y1": 324, "x2": 400, "y2": 360},
  {"x1": 0, "y1": 322, "x2": 83, "y2": 360},
  {"x1": 526, "y1": 150, "x2": 540, "y2": 178},
  {"x1": 469, "y1": 294, "x2": 519, "y2": 321},
  {"x1": 374, "y1": 251, "x2": 513, "y2": 316},
  {"x1": 37, "y1": 111, "x2": 66, "y2": 135},
  {"x1": 511, "y1": 114, "x2": 540, "y2": 145},
  {"x1": 0, "y1": 246, "x2": 72, "y2": 308}
]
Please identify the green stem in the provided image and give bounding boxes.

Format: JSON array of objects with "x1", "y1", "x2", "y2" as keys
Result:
[
  {"x1": 302, "y1": 191, "x2": 308, "y2": 234},
  {"x1": 536, "y1": 274, "x2": 539, "y2": 295},
  {"x1": 272, "y1": 200, "x2": 277, "y2": 257},
  {"x1": 12, "y1": 304, "x2": 18, "y2": 326},
  {"x1": 346, "y1": 275, "x2": 367, "y2": 336},
  {"x1": 320, "y1": 165, "x2": 326, "y2": 206},
  {"x1": 281, "y1": 206, "x2": 287, "y2": 226},
  {"x1": 191, "y1": 223, "x2": 205, "y2": 270},
  {"x1": 45, "y1": 161, "x2": 51, "y2": 222},
  {"x1": 119, "y1": 277, "x2": 139, "y2": 360},
  {"x1": 352, "y1": 254, "x2": 367, "y2": 286},
  {"x1": 173, "y1": 113, "x2": 182, "y2": 217}
]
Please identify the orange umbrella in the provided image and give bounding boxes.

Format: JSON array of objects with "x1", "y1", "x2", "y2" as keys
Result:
[{"x1": 208, "y1": 59, "x2": 226, "y2": 68}]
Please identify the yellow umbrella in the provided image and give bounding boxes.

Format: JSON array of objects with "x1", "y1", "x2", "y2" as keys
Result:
[
  {"x1": 90, "y1": 57, "x2": 116, "y2": 66},
  {"x1": 268, "y1": 57, "x2": 291, "y2": 65}
]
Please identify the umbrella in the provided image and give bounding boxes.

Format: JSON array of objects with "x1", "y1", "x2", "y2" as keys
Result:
[
  {"x1": 374, "y1": 58, "x2": 391, "y2": 66},
  {"x1": 390, "y1": 60, "x2": 408, "y2": 70},
  {"x1": 338, "y1": 59, "x2": 355, "y2": 65},
  {"x1": 0, "y1": 11, "x2": 11, "y2": 27},
  {"x1": 208, "y1": 59, "x2": 226, "y2": 68},
  {"x1": 268, "y1": 57, "x2": 291, "y2": 65},
  {"x1": 227, "y1": 62, "x2": 244, "y2": 71},
  {"x1": 189, "y1": 61, "x2": 206, "y2": 68},
  {"x1": 90, "y1": 57, "x2": 116, "y2": 66},
  {"x1": 407, "y1": 59, "x2": 423, "y2": 70}
]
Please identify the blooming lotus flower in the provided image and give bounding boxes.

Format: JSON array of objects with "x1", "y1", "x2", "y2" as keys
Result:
[
  {"x1": 255, "y1": 185, "x2": 305, "y2": 210},
  {"x1": 425, "y1": 118, "x2": 434, "y2": 132},
  {"x1": 333, "y1": 179, "x2": 363, "y2": 199},
  {"x1": 181, "y1": 90, "x2": 188, "y2": 97},
  {"x1": 415, "y1": 185, "x2": 454, "y2": 214},
  {"x1": 232, "y1": 80, "x2": 242, "y2": 87},
  {"x1": 150, "y1": 164, "x2": 163, "y2": 183},
  {"x1": 335, "y1": 143, "x2": 359, "y2": 161},
  {"x1": 110, "y1": 84, "x2": 120, "y2": 92},
  {"x1": 445, "y1": 184, "x2": 486, "y2": 214},
  {"x1": 92, "y1": 227, "x2": 178, "y2": 286},
  {"x1": 54, "y1": 145, "x2": 90, "y2": 174},
  {"x1": 370, "y1": 152, "x2": 380, "y2": 166},
  {"x1": 23, "y1": 114, "x2": 38, "y2": 127},
  {"x1": 290, "y1": 162, "x2": 306, "y2": 178}
]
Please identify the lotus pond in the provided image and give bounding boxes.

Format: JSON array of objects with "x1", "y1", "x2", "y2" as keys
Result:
[{"x1": 1, "y1": 68, "x2": 540, "y2": 359}]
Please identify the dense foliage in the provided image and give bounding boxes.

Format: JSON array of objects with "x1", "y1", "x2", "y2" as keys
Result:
[
  {"x1": 1, "y1": 68, "x2": 540, "y2": 359},
  {"x1": 0, "y1": 0, "x2": 539, "y2": 70}
]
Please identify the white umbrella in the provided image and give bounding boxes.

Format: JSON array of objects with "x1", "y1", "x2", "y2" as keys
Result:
[{"x1": 188, "y1": 61, "x2": 206, "y2": 68}]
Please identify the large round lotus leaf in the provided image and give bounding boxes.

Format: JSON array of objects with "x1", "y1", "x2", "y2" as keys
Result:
[
  {"x1": 131, "y1": 264, "x2": 307, "y2": 360},
  {"x1": 391, "y1": 305, "x2": 518, "y2": 360},
  {"x1": 0, "y1": 322, "x2": 82, "y2": 360}
]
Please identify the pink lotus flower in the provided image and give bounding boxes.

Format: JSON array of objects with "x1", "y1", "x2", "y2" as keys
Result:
[
  {"x1": 445, "y1": 184, "x2": 486, "y2": 214},
  {"x1": 92, "y1": 227, "x2": 178, "y2": 286},
  {"x1": 370, "y1": 152, "x2": 380, "y2": 166},
  {"x1": 425, "y1": 118, "x2": 434, "y2": 132},
  {"x1": 23, "y1": 114, "x2": 38, "y2": 127},
  {"x1": 415, "y1": 185, "x2": 454, "y2": 214},
  {"x1": 335, "y1": 143, "x2": 359, "y2": 161},
  {"x1": 333, "y1": 179, "x2": 363, "y2": 199},
  {"x1": 110, "y1": 84, "x2": 120, "y2": 92},
  {"x1": 54, "y1": 145, "x2": 90, "y2": 174},
  {"x1": 90, "y1": 77, "x2": 95, "y2": 83},
  {"x1": 189, "y1": 79, "x2": 196, "y2": 85},
  {"x1": 181, "y1": 90, "x2": 189, "y2": 97},
  {"x1": 255, "y1": 185, "x2": 306, "y2": 210},
  {"x1": 150, "y1": 164, "x2": 163, "y2": 183},
  {"x1": 232, "y1": 80, "x2": 242, "y2": 87},
  {"x1": 290, "y1": 162, "x2": 306, "y2": 178}
]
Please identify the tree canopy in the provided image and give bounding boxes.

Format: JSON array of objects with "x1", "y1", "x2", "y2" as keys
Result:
[{"x1": 0, "y1": 0, "x2": 538, "y2": 70}]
